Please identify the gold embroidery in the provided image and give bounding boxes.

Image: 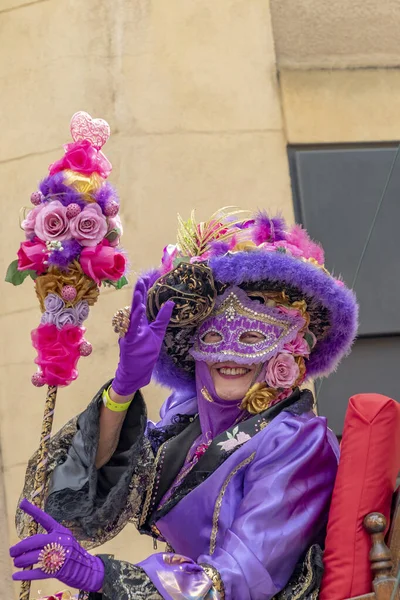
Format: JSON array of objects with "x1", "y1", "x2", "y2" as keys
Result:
[
  {"x1": 139, "y1": 440, "x2": 170, "y2": 528},
  {"x1": 201, "y1": 563, "x2": 226, "y2": 599},
  {"x1": 210, "y1": 452, "x2": 256, "y2": 555},
  {"x1": 201, "y1": 387, "x2": 214, "y2": 403}
]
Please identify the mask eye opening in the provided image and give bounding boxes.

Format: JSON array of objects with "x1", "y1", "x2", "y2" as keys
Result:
[
  {"x1": 202, "y1": 330, "x2": 223, "y2": 344},
  {"x1": 239, "y1": 331, "x2": 266, "y2": 344}
]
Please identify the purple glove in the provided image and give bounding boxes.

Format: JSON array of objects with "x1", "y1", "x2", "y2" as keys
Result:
[
  {"x1": 10, "y1": 499, "x2": 104, "y2": 592},
  {"x1": 112, "y1": 277, "x2": 174, "y2": 396}
]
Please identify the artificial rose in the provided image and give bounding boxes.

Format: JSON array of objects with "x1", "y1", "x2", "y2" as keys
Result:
[
  {"x1": 17, "y1": 239, "x2": 47, "y2": 274},
  {"x1": 80, "y1": 241, "x2": 127, "y2": 284},
  {"x1": 106, "y1": 214, "x2": 123, "y2": 247},
  {"x1": 54, "y1": 308, "x2": 80, "y2": 329},
  {"x1": 273, "y1": 240, "x2": 304, "y2": 258},
  {"x1": 69, "y1": 203, "x2": 107, "y2": 247},
  {"x1": 75, "y1": 300, "x2": 90, "y2": 323},
  {"x1": 283, "y1": 333, "x2": 311, "y2": 357},
  {"x1": 44, "y1": 293, "x2": 65, "y2": 314},
  {"x1": 240, "y1": 383, "x2": 278, "y2": 414},
  {"x1": 265, "y1": 353, "x2": 300, "y2": 389},
  {"x1": 161, "y1": 244, "x2": 179, "y2": 274},
  {"x1": 49, "y1": 140, "x2": 111, "y2": 179},
  {"x1": 40, "y1": 312, "x2": 55, "y2": 325},
  {"x1": 21, "y1": 205, "x2": 44, "y2": 239},
  {"x1": 31, "y1": 323, "x2": 84, "y2": 386},
  {"x1": 34, "y1": 200, "x2": 70, "y2": 242}
]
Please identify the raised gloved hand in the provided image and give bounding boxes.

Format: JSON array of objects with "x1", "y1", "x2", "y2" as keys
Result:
[
  {"x1": 112, "y1": 277, "x2": 174, "y2": 396},
  {"x1": 10, "y1": 499, "x2": 104, "y2": 592}
]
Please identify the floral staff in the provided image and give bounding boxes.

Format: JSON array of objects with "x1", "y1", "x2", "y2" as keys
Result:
[{"x1": 6, "y1": 111, "x2": 127, "y2": 600}]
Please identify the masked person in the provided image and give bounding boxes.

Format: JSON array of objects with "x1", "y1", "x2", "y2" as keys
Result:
[{"x1": 11, "y1": 209, "x2": 358, "y2": 600}]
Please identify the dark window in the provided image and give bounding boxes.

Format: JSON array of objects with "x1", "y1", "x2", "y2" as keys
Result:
[{"x1": 288, "y1": 144, "x2": 400, "y2": 434}]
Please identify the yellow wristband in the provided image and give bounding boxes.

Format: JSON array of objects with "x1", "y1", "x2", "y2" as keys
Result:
[{"x1": 102, "y1": 386, "x2": 133, "y2": 412}]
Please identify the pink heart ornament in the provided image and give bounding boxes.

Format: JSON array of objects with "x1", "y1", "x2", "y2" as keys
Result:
[{"x1": 70, "y1": 111, "x2": 110, "y2": 150}]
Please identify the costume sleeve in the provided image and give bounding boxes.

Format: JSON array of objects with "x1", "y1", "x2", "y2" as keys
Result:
[
  {"x1": 16, "y1": 381, "x2": 155, "y2": 548},
  {"x1": 83, "y1": 413, "x2": 338, "y2": 600}
]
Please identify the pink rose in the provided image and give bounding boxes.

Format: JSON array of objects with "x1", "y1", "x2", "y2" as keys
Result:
[
  {"x1": 69, "y1": 203, "x2": 107, "y2": 247},
  {"x1": 22, "y1": 205, "x2": 44, "y2": 239},
  {"x1": 266, "y1": 353, "x2": 299, "y2": 389},
  {"x1": 31, "y1": 323, "x2": 84, "y2": 386},
  {"x1": 278, "y1": 305, "x2": 304, "y2": 319},
  {"x1": 106, "y1": 214, "x2": 123, "y2": 247},
  {"x1": 80, "y1": 240, "x2": 127, "y2": 284},
  {"x1": 273, "y1": 240, "x2": 304, "y2": 258},
  {"x1": 17, "y1": 239, "x2": 47, "y2": 274},
  {"x1": 49, "y1": 140, "x2": 111, "y2": 179},
  {"x1": 161, "y1": 244, "x2": 179, "y2": 273},
  {"x1": 283, "y1": 333, "x2": 310, "y2": 357},
  {"x1": 34, "y1": 200, "x2": 70, "y2": 242}
]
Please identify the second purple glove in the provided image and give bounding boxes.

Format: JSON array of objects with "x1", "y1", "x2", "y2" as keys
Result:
[
  {"x1": 10, "y1": 499, "x2": 104, "y2": 592},
  {"x1": 112, "y1": 277, "x2": 174, "y2": 396}
]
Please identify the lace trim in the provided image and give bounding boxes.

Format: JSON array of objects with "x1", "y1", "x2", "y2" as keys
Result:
[{"x1": 80, "y1": 556, "x2": 162, "y2": 600}]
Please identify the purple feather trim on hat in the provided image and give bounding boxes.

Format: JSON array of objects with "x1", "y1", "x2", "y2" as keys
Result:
[{"x1": 252, "y1": 211, "x2": 286, "y2": 246}]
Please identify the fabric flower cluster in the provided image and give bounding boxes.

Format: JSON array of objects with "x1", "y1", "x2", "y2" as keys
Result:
[
  {"x1": 6, "y1": 112, "x2": 127, "y2": 387},
  {"x1": 241, "y1": 302, "x2": 314, "y2": 415}
]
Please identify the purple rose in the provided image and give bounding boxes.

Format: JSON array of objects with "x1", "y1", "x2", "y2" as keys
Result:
[
  {"x1": 44, "y1": 293, "x2": 65, "y2": 314},
  {"x1": 54, "y1": 308, "x2": 79, "y2": 329},
  {"x1": 75, "y1": 300, "x2": 90, "y2": 324},
  {"x1": 40, "y1": 312, "x2": 55, "y2": 325},
  {"x1": 265, "y1": 353, "x2": 300, "y2": 389},
  {"x1": 22, "y1": 205, "x2": 44, "y2": 239},
  {"x1": 69, "y1": 203, "x2": 107, "y2": 247},
  {"x1": 34, "y1": 200, "x2": 70, "y2": 242}
]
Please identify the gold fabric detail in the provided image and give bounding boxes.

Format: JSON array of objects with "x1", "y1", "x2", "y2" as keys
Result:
[
  {"x1": 63, "y1": 170, "x2": 104, "y2": 202},
  {"x1": 273, "y1": 545, "x2": 321, "y2": 600},
  {"x1": 201, "y1": 563, "x2": 226, "y2": 600},
  {"x1": 295, "y1": 356, "x2": 306, "y2": 387},
  {"x1": 139, "y1": 440, "x2": 170, "y2": 528},
  {"x1": 201, "y1": 387, "x2": 214, "y2": 403},
  {"x1": 210, "y1": 452, "x2": 256, "y2": 555},
  {"x1": 240, "y1": 383, "x2": 278, "y2": 415},
  {"x1": 35, "y1": 261, "x2": 99, "y2": 311},
  {"x1": 301, "y1": 256, "x2": 331, "y2": 277}
]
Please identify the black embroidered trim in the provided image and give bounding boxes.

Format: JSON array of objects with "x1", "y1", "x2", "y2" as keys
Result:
[
  {"x1": 273, "y1": 544, "x2": 324, "y2": 600},
  {"x1": 147, "y1": 413, "x2": 197, "y2": 454}
]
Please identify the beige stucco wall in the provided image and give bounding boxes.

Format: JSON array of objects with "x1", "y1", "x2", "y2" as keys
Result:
[
  {"x1": 270, "y1": 0, "x2": 400, "y2": 144},
  {"x1": 0, "y1": 1, "x2": 293, "y2": 596}
]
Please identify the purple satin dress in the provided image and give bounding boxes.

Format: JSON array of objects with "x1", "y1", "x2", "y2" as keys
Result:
[{"x1": 137, "y1": 393, "x2": 339, "y2": 599}]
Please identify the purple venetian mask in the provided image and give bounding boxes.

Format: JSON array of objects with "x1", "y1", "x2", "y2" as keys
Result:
[{"x1": 190, "y1": 286, "x2": 305, "y2": 365}]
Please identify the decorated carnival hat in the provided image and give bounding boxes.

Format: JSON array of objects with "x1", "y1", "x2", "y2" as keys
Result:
[{"x1": 143, "y1": 208, "x2": 358, "y2": 390}]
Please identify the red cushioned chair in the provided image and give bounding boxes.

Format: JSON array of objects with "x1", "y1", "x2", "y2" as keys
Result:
[{"x1": 319, "y1": 393, "x2": 400, "y2": 600}]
